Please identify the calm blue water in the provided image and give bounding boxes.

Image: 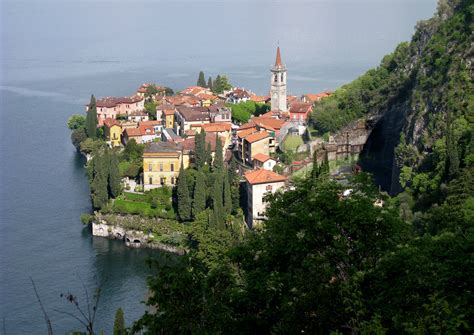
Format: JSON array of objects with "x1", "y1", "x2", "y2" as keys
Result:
[{"x1": 1, "y1": 0, "x2": 436, "y2": 333}]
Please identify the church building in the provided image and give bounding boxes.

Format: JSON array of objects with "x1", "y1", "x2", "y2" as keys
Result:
[{"x1": 270, "y1": 47, "x2": 288, "y2": 112}]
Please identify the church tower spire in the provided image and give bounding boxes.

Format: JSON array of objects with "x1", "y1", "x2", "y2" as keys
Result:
[{"x1": 270, "y1": 46, "x2": 287, "y2": 112}]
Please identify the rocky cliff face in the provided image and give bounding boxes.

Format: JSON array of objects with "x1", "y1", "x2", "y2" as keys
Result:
[{"x1": 357, "y1": 0, "x2": 473, "y2": 194}]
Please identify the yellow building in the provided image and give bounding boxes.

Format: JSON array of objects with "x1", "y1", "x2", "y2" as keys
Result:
[
  {"x1": 243, "y1": 131, "x2": 271, "y2": 165},
  {"x1": 164, "y1": 110, "x2": 175, "y2": 129},
  {"x1": 103, "y1": 118, "x2": 122, "y2": 147},
  {"x1": 143, "y1": 142, "x2": 182, "y2": 190}
]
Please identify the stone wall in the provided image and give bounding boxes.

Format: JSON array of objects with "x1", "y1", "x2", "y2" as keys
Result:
[{"x1": 92, "y1": 219, "x2": 186, "y2": 255}]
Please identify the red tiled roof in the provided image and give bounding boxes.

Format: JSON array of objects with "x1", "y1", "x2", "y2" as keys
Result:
[
  {"x1": 253, "y1": 117, "x2": 286, "y2": 131},
  {"x1": 244, "y1": 131, "x2": 270, "y2": 144},
  {"x1": 237, "y1": 127, "x2": 258, "y2": 139},
  {"x1": 103, "y1": 118, "x2": 120, "y2": 128},
  {"x1": 139, "y1": 120, "x2": 161, "y2": 127},
  {"x1": 289, "y1": 102, "x2": 312, "y2": 114},
  {"x1": 253, "y1": 153, "x2": 273, "y2": 163},
  {"x1": 201, "y1": 122, "x2": 232, "y2": 132},
  {"x1": 245, "y1": 169, "x2": 287, "y2": 185},
  {"x1": 95, "y1": 95, "x2": 143, "y2": 108},
  {"x1": 238, "y1": 121, "x2": 257, "y2": 130},
  {"x1": 275, "y1": 46, "x2": 283, "y2": 67},
  {"x1": 124, "y1": 128, "x2": 141, "y2": 137},
  {"x1": 303, "y1": 92, "x2": 333, "y2": 102},
  {"x1": 250, "y1": 95, "x2": 270, "y2": 103}
]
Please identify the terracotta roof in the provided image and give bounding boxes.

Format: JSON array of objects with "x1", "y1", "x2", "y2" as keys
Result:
[
  {"x1": 129, "y1": 110, "x2": 148, "y2": 116},
  {"x1": 185, "y1": 129, "x2": 196, "y2": 136},
  {"x1": 237, "y1": 127, "x2": 258, "y2": 139},
  {"x1": 238, "y1": 121, "x2": 257, "y2": 130},
  {"x1": 244, "y1": 131, "x2": 270, "y2": 144},
  {"x1": 287, "y1": 95, "x2": 300, "y2": 106},
  {"x1": 103, "y1": 118, "x2": 120, "y2": 128},
  {"x1": 157, "y1": 103, "x2": 176, "y2": 111},
  {"x1": 275, "y1": 46, "x2": 283, "y2": 67},
  {"x1": 137, "y1": 83, "x2": 164, "y2": 94},
  {"x1": 124, "y1": 128, "x2": 141, "y2": 137},
  {"x1": 95, "y1": 95, "x2": 143, "y2": 108},
  {"x1": 289, "y1": 102, "x2": 312, "y2": 114},
  {"x1": 201, "y1": 122, "x2": 232, "y2": 132},
  {"x1": 303, "y1": 92, "x2": 333, "y2": 102},
  {"x1": 139, "y1": 120, "x2": 161, "y2": 127},
  {"x1": 177, "y1": 106, "x2": 210, "y2": 122},
  {"x1": 144, "y1": 141, "x2": 181, "y2": 154},
  {"x1": 250, "y1": 95, "x2": 270, "y2": 103},
  {"x1": 253, "y1": 153, "x2": 273, "y2": 163},
  {"x1": 245, "y1": 169, "x2": 287, "y2": 185},
  {"x1": 163, "y1": 109, "x2": 175, "y2": 116},
  {"x1": 253, "y1": 117, "x2": 287, "y2": 131},
  {"x1": 138, "y1": 124, "x2": 156, "y2": 136}
]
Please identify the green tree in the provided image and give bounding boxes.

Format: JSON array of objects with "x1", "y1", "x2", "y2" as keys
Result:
[
  {"x1": 177, "y1": 164, "x2": 192, "y2": 221},
  {"x1": 113, "y1": 308, "x2": 125, "y2": 335},
  {"x1": 205, "y1": 142, "x2": 213, "y2": 167},
  {"x1": 192, "y1": 170, "x2": 207, "y2": 218},
  {"x1": 223, "y1": 171, "x2": 232, "y2": 215},
  {"x1": 207, "y1": 76, "x2": 213, "y2": 90},
  {"x1": 211, "y1": 171, "x2": 224, "y2": 227},
  {"x1": 71, "y1": 128, "x2": 87, "y2": 150},
  {"x1": 122, "y1": 139, "x2": 144, "y2": 163},
  {"x1": 213, "y1": 136, "x2": 224, "y2": 171},
  {"x1": 197, "y1": 71, "x2": 206, "y2": 87},
  {"x1": 213, "y1": 75, "x2": 222, "y2": 94},
  {"x1": 67, "y1": 114, "x2": 86, "y2": 130},
  {"x1": 144, "y1": 101, "x2": 157, "y2": 120},
  {"x1": 108, "y1": 152, "x2": 122, "y2": 198},
  {"x1": 145, "y1": 84, "x2": 158, "y2": 99},
  {"x1": 194, "y1": 131, "x2": 206, "y2": 169},
  {"x1": 86, "y1": 94, "x2": 98, "y2": 139},
  {"x1": 90, "y1": 154, "x2": 109, "y2": 209}
]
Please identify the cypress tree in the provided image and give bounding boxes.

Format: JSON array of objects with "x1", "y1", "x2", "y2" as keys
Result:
[
  {"x1": 192, "y1": 170, "x2": 207, "y2": 218},
  {"x1": 223, "y1": 171, "x2": 232, "y2": 215},
  {"x1": 211, "y1": 171, "x2": 224, "y2": 227},
  {"x1": 194, "y1": 131, "x2": 204, "y2": 168},
  {"x1": 320, "y1": 151, "x2": 330, "y2": 177},
  {"x1": 205, "y1": 142, "x2": 213, "y2": 167},
  {"x1": 86, "y1": 94, "x2": 98, "y2": 139},
  {"x1": 213, "y1": 75, "x2": 222, "y2": 94},
  {"x1": 207, "y1": 76, "x2": 213, "y2": 91},
  {"x1": 197, "y1": 71, "x2": 206, "y2": 87},
  {"x1": 91, "y1": 154, "x2": 108, "y2": 209},
  {"x1": 177, "y1": 164, "x2": 191, "y2": 221},
  {"x1": 113, "y1": 308, "x2": 125, "y2": 335},
  {"x1": 108, "y1": 151, "x2": 121, "y2": 198},
  {"x1": 311, "y1": 150, "x2": 321, "y2": 181},
  {"x1": 213, "y1": 136, "x2": 224, "y2": 171}
]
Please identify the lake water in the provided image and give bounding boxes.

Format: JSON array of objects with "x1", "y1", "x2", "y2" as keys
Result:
[{"x1": 0, "y1": 0, "x2": 436, "y2": 333}]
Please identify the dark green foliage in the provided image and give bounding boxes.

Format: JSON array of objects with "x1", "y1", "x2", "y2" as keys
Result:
[
  {"x1": 211, "y1": 171, "x2": 224, "y2": 227},
  {"x1": 223, "y1": 171, "x2": 232, "y2": 215},
  {"x1": 211, "y1": 74, "x2": 232, "y2": 94},
  {"x1": 122, "y1": 139, "x2": 144, "y2": 163},
  {"x1": 207, "y1": 76, "x2": 213, "y2": 90},
  {"x1": 67, "y1": 114, "x2": 86, "y2": 130},
  {"x1": 145, "y1": 84, "x2": 158, "y2": 98},
  {"x1": 205, "y1": 142, "x2": 213, "y2": 167},
  {"x1": 177, "y1": 165, "x2": 191, "y2": 221},
  {"x1": 228, "y1": 101, "x2": 270, "y2": 124},
  {"x1": 194, "y1": 131, "x2": 206, "y2": 168},
  {"x1": 213, "y1": 136, "x2": 223, "y2": 171},
  {"x1": 108, "y1": 152, "x2": 121, "y2": 198},
  {"x1": 86, "y1": 94, "x2": 98, "y2": 139},
  {"x1": 197, "y1": 71, "x2": 206, "y2": 87},
  {"x1": 90, "y1": 154, "x2": 109, "y2": 209},
  {"x1": 144, "y1": 101, "x2": 157, "y2": 119},
  {"x1": 71, "y1": 128, "x2": 87, "y2": 150},
  {"x1": 113, "y1": 308, "x2": 125, "y2": 335},
  {"x1": 192, "y1": 171, "x2": 207, "y2": 218}
]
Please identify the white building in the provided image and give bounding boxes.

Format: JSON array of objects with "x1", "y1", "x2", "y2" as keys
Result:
[
  {"x1": 244, "y1": 169, "x2": 287, "y2": 228},
  {"x1": 270, "y1": 47, "x2": 287, "y2": 112},
  {"x1": 252, "y1": 153, "x2": 277, "y2": 171}
]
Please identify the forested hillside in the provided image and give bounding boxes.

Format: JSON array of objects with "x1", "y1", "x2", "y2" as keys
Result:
[{"x1": 132, "y1": 1, "x2": 474, "y2": 333}]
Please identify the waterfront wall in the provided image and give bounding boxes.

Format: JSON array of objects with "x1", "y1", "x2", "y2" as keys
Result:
[{"x1": 92, "y1": 219, "x2": 186, "y2": 255}]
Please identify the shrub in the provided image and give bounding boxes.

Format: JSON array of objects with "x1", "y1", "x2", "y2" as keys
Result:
[{"x1": 80, "y1": 213, "x2": 93, "y2": 225}]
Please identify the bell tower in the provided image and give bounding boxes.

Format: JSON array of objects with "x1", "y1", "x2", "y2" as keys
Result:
[{"x1": 270, "y1": 46, "x2": 287, "y2": 112}]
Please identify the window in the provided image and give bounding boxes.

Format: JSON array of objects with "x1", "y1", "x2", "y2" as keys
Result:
[
  {"x1": 148, "y1": 164, "x2": 152, "y2": 172},
  {"x1": 274, "y1": 74, "x2": 278, "y2": 83},
  {"x1": 171, "y1": 177, "x2": 175, "y2": 185},
  {"x1": 266, "y1": 185, "x2": 273, "y2": 191},
  {"x1": 281, "y1": 73, "x2": 284, "y2": 81},
  {"x1": 149, "y1": 177, "x2": 153, "y2": 185},
  {"x1": 159, "y1": 163, "x2": 163, "y2": 172},
  {"x1": 170, "y1": 164, "x2": 174, "y2": 172},
  {"x1": 160, "y1": 177, "x2": 165, "y2": 185}
]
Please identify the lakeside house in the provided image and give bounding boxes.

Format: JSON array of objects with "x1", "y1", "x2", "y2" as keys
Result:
[
  {"x1": 103, "y1": 118, "x2": 122, "y2": 147},
  {"x1": 87, "y1": 95, "x2": 145, "y2": 126},
  {"x1": 143, "y1": 142, "x2": 182, "y2": 189},
  {"x1": 244, "y1": 169, "x2": 287, "y2": 228}
]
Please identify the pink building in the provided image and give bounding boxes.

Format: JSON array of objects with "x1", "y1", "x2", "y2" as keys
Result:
[{"x1": 87, "y1": 95, "x2": 145, "y2": 125}]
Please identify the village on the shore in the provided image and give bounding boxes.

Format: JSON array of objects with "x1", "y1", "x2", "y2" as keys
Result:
[{"x1": 80, "y1": 47, "x2": 355, "y2": 228}]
